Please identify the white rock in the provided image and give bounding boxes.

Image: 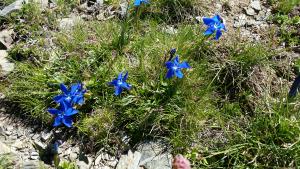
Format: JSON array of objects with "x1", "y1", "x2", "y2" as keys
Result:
[
  {"x1": 245, "y1": 7, "x2": 256, "y2": 16},
  {"x1": 0, "y1": 141, "x2": 11, "y2": 154},
  {"x1": 58, "y1": 16, "x2": 82, "y2": 30},
  {"x1": 0, "y1": 29, "x2": 14, "y2": 49},
  {"x1": 0, "y1": 50, "x2": 15, "y2": 75},
  {"x1": 116, "y1": 150, "x2": 141, "y2": 169},
  {"x1": 0, "y1": 0, "x2": 25, "y2": 16},
  {"x1": 250, "y1": 0, "x2": 261, "y2": 11},
  {"x1": 138, "y1": 142, "x2": 172, "y2": 169}
]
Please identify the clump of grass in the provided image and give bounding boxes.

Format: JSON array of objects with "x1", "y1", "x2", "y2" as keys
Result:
[{"x1": 0, "y1": 154, "x2": 13, "y2": 169}]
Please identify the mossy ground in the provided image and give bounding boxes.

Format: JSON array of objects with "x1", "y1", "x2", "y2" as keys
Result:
[{"x1": 1, "y1": 0, "x2": 300, "y2": 168}]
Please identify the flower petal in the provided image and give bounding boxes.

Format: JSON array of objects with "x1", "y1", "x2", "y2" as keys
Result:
[
  {"x1": 165, "y1": 61, "x2": 174, "y2": 69},
  {"x1": 53, "y1": 95, "x2": 64, "y2": 103},
  {"x1": 60, "y1": 84, "x2": 69, "y2": 94},
  {"x1": 117, "y1": 72, "x2": 123, "y2": 81},
  {"x1": 65, "y1": 108, "x2": 78, "y2": 116},
  {"x1": 134, "y1": 0, "x2": 141, "y2": 6},
  {"x1": 212, "y1": 14, "x2": 222, "y2": 23},
  {"x1": 114, "y1": 86, "x2": 123, "y2": 96},
  {"x1": 215, "y1": 30, "x2": 222, "y2": 40},
  {"x1": 109, "y1": 79, "x2": 119, "y2": 86},
  {"x1": 175, "y1": 69, "x2": 184, "y2": 78},
  {"x1": 70, "y1": 83, "x2": 80, "y2": 94},
  {"x1": 219, "y1": 23, "x2": 226, "y2": 31},
  {"x1": 174, "y1": 56, "x2": 180, "y2": 65},
  {"x1": 179, "y1": 62, "x2": 191, "y2": 69},
  {"x1": 48, "y1": 108, "x2": 60, "y2": 115},
  {"x1": 121, "y1": 82, "x2": 132, "y2": 90},
  {"x1": 53, "y1": 116, "x2": 62, "y2": 127},
  {"x1": 203, "y1": 17, "x2": 215, "y2": 25},
  {"x1": 166, "y1": 69, "x2": 175, "y2": 79},
  {"x1": 204, "y1": 28, "x2": 215, "y2": 36},
  {"x1": 62, "y1": 117, "x2": 73, "y2": 128}
]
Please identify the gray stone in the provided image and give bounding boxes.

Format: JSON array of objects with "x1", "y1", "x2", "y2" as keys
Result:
[
  {"x1": 23, "y1": 161, "x2": 39, "y2": 169},
  {"x1": 250, "y1": 0, "x2": 261, "y2": 11},
  {"x1": 0, "y1": 0, "x2": 25, "y2": 16},
  {"x1": 77, "y1": 156, "x2": 93, "y2": 169},
  {"x1": 0, "y1": 141, "x2": 11, "y2": 154},
  {"x1": 137, "y1": 142, "x2": 172, "y2": 169},
  {"x1": 119, "y1": 0, "x2": 129, "y2": 17},
  {"x1": 58, "y1": 16, "x2": 82, "y2": 30},
  {"x1": 245, "y1": 7, "x2": 256, "y2": 16},
  {"x1": 30, "y1": 151, "x2": 39, "y2": 160},
  {"x1": 163, "y1": 26, "x2": 178, "y2": 35},
  {"x1": 0, "y1": 29, "x2": 14, "y2": 49},
  {"x1": 234, "y1": 14, "x2": 247, "y2": 28},
  {"x1": 0, "y1": 50, "x2": 15, "y2": 75},
  {"x1": 41, "y1": 131, "x2": 53, "y2": 142},
  {"x1": 116, "y1": 150, "x2": 141, "y2": 169},
  {"x1": 34, "y1": 140, "x2": 47, "y2": 150},
  {"x1": 69, "y1": 152, "x2": 78, "y2": 161},
  {"x1": 12, "y1": 140, "x2": 24, "y2": 150}
]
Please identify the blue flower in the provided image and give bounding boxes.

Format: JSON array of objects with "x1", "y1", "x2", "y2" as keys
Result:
[
  {"x1": 53, "y1": 83, "x2": 86, "y2": 105},
  {"x1": 203, "y1": 14, "x2": 226, "y2": 40},
  {"x1": 134, "y1": 0, "x2": 149, "y2": 6},
  {"x1": 109, "y1": 72, "x2": 132, "y2": 96},
  {"x1": 48, "y1": 101, "x2": 79, "y2": 128},
  {"x1": 165, "y1": 56, "x2": 190, "y2": 79}
]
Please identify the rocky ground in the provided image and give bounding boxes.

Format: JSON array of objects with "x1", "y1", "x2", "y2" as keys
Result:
[{"x1": 0, "y1": 99, "x2": 172, "y2": 169}]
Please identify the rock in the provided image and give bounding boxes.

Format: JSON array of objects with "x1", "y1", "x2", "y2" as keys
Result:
[
  {"x1": 0, "y1": 29, "x2": 14, "y2": 49},
  {"x1": 58, "y1": 16, "x2": 82, "y2": 30},
  {"x1": 69, "y1": 152, "x2": 78, "y2": 161},
  {"x1": 116, "y1": 150, "x2": 141, "y2": 169},
  {"x1": 95, "y1": 154, "x2": 102, "y2": 166},
  {"x1": 246, "y1": 19, "x2": 262, "y2": 26},
  {"x1": 119, "y1": 0, "x2": 128, "y2": 17},
  {"x1": 33, "y1": 140, "x2": 47, "y2": 151},
  {"x1": 23, "y1": 161, "x2": 40, "y2": 169},
  {"x1": 30, "y1": 151, "x2": 39, "y2": 160},
  {"x1": 77, "y1": 156, "x2": 93, "y2": 169},
  {"x1": 195, "y1": 16, "x2": 201, "y2": 23},
  {"x1": 0, "y1": 0, "x2": 25, "y2": 16},
  {"x1": 41, "y1": 131, "x2": 53, "y2": 142},
  {"x1": 163, "y1": 26, "x2": 178, "y2": 35},
  {"x1": 234, "y1": 14, "x2": 247, "y2": 28},
  {"x1": 245, "y1": 7, "x2": 256, "y2": 16},
  {"x1": 12, "y1": 139, "x2": 24, "y2": 150},
  {"x1": 138, "y1": 142, "x2": 172, "y2": 169},
  {"x1": 0, "y1": 141, "x2": 11, "y2": 154},
  {"x1": 250, "y1": 0, "x2": 261, "y2": 11},
  {"x1": 0, "y1": 50, "x2": 15, "y2": 75}
]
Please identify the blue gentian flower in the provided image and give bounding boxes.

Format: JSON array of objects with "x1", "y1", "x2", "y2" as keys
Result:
[
  {"x1": 134, "y1": 0, "x2": 149, "y2": 6},
  {"x1": 289, "y1": 75, "x2": 300, "y2": 97},
  {"x1": 53, "y1": 83, "x2": 86, "y2": 105},
  {"x1": 109, "y1": 72, "x2": 132, "y2": 96},
  {"x1": 48, "y1": 101, "x2": 78, "y2": 128},
  {"x1": 203, "y1": 14, "x2": 226, "y2": 40},
  {"x1": 165, "y1": 56, "x2": 190, "y2": 79}
]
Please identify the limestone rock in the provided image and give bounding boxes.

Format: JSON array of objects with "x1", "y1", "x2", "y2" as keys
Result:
[
  {"x1": 116, "y1": 150, "x2": 141, "y2": 169},
  {"x1": 250, "y1": 0, "x2": 261, "y2": 11},
  {"x1": 0, "y1": 29, "x2": 14, "y2": 49},
  {"x1": 0, "y1": 0, "x2": 25, "y2": 16},
  {"x1": 138, "y1": 142, "x2": 172, "y2": 169},
  {"x1": 0, "y1": 50, "x2": 15, "y2": 76}
]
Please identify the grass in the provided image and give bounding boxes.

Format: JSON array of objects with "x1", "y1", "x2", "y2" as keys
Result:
[
  {"x1": 0, "y1": 155, "x2": 13, "y2": 169},
  {"x1": 1, "y1": 0, "x2": 300, "y2": 168}
]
